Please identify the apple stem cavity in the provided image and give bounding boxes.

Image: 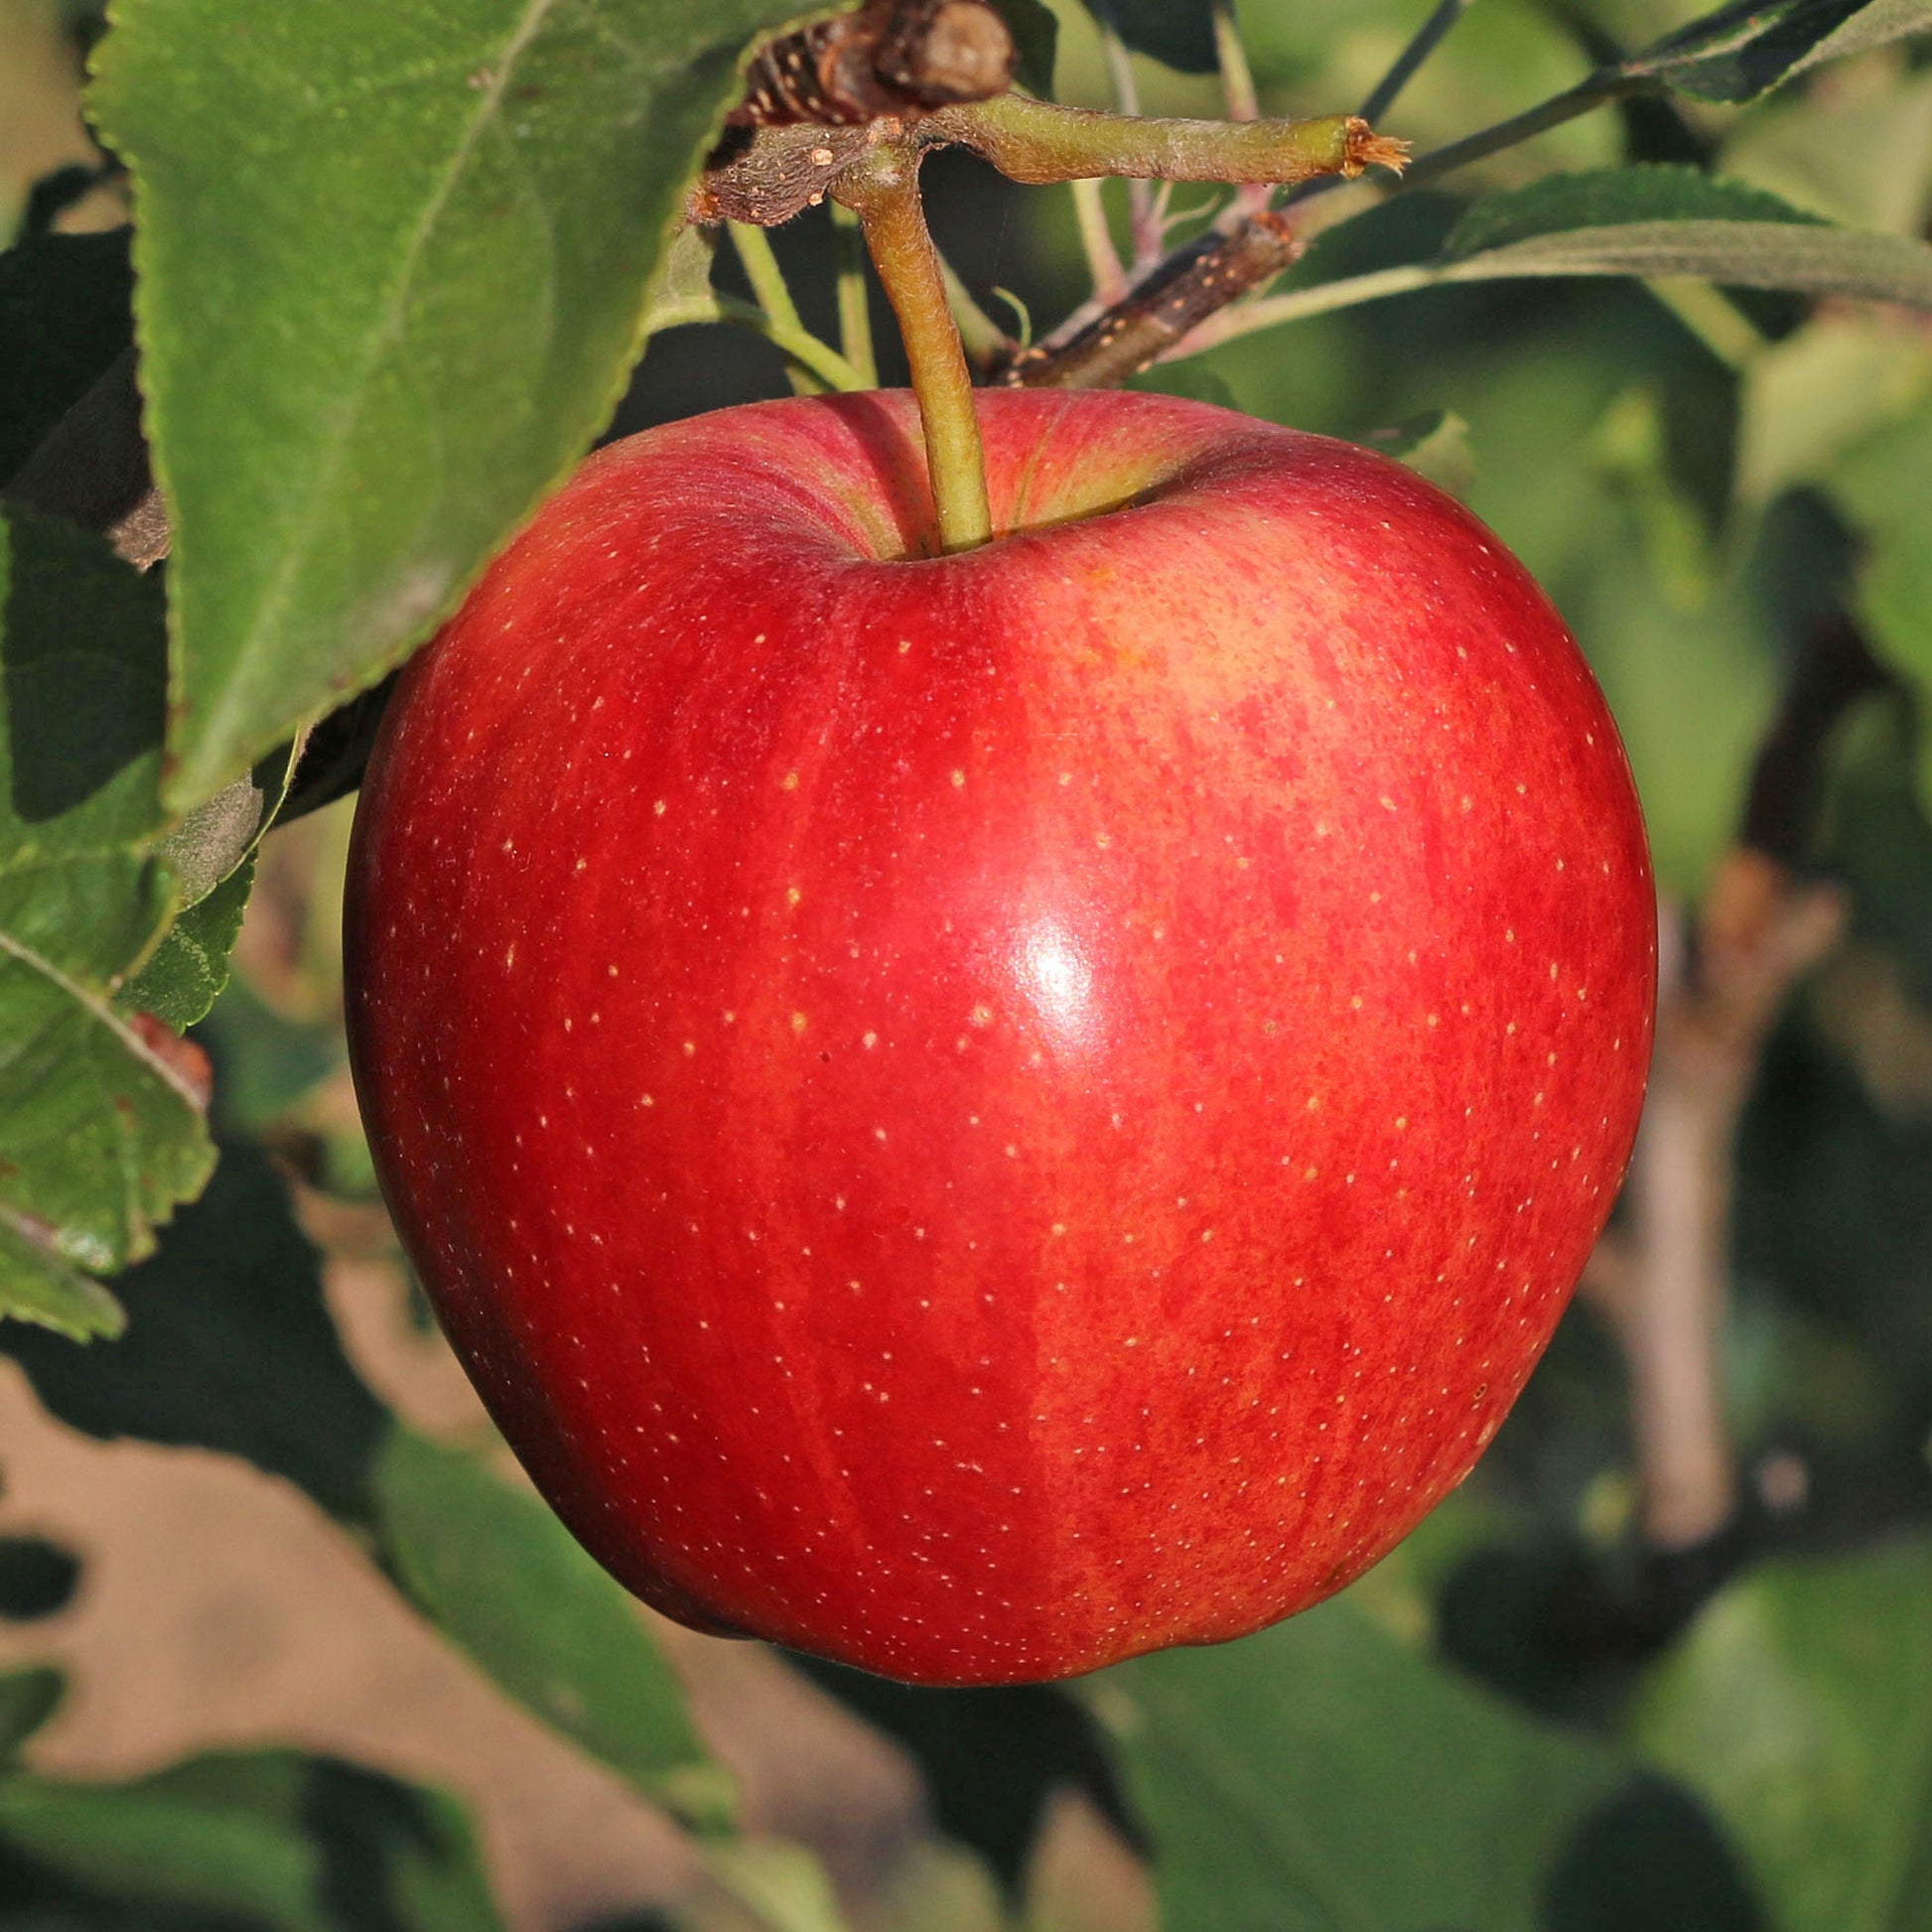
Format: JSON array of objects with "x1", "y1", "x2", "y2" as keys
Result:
[{"x1": 835, "y1": 138, "x2": 993, "y2": 555}]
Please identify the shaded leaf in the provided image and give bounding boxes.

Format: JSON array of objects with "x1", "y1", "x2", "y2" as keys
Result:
[
  {"x1": 1236, "y1": 195, "x2": 1932, "y2": 337},
  {"x1": 642, "y1": 224, "x2": 728, "y2": 331},
  {"x1": 789, "y1": 1660, "x2": 1135, "y2": 1890},
  {"x1": 1823, "y1": 393, "x2": 1932, "y2": 807},
  {"x1": 1628, "y1": 0, "x2": 1932, "y2": 104},
  {"x1": 1444, "y1": 166, "x2": 1825, "y2": 259},
  {"x1": 0, "y1": 1141, "x2": 389, "y2": 1524},
  {"x1": 1733, "y1": 315, "x2": 1931, "y2": 508},
  {"x1": 992, "y1": 0, "x2": 1058, "y2": 96},
  {"x1": 1360, "y1": 408, "x2": 1477, "y2": 496},
  {"x1": 0, "y1": 1537, "x2": 81, "y2": 1622},
  {"x1": 0, "y1": 1144, "x2": 727, "y2": 1827},
  {"x1": 0, "y1": 1668, "x2": 64, "y2": 1761},
  {"x1": 1541, "y1": 1777, "x2": 1766, "y2": 1932},
  {"x1": 1629, "y1": 1537, "x2": 1932, "y2": 1932},
  {"x1": 1091, "y1": 1596, "x2": 1629, "y2": 1931},
  {"x1": 1128, "y1": 360, "x2": 1240, "y2": 410},
  {"x1": 0, "y1": 508, "x2": 210, "y2": 1322},
  {"x1": 1782, "y1": 0, "x2": 1932, "y2": 77},
  {"x1": 0, "y1": 1751, "x2": 504, "y2": 1932},
  {"x1": 90, "y1": 0, "x2": 830, "y2": 813},
  {"x1": 1719, "y1": 66, "x2": 1932, "y2": 234},
  {"x1": 1079, "y1": 0, "x2": 1218, "y2": 72},
  {"x1": 0, "y1": 230, "x2": 135, "y2": 486},
  {"x1": 373, "y1": 1430, "x2": 729, "y2": 1826}
]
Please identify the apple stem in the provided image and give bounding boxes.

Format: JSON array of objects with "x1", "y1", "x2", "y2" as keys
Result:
[{"x1": 834, "y1": 139, "x2": 993, "y2": 555}]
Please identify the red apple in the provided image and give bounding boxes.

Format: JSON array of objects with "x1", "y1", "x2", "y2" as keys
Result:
[{"x1": 345, "y1": 387, "x2": 1654, "y2": 1686}]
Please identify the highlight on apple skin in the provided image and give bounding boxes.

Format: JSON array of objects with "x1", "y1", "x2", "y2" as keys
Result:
[{"x1": 344, "y1": 387, "x2": 1656, "y2": 1687}]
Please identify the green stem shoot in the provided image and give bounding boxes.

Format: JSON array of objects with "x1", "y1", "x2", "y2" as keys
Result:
[
  {"x1": 829, "y1": 202, "x2": 881, "y2": 389},
  {"x1": 728, "y1": 221, "x2": 824, "y2": 396}
]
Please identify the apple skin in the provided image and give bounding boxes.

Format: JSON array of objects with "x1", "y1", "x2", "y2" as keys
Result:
[{"x1": 345, "y1": 387, "x2": 1654, "y2": 1686}]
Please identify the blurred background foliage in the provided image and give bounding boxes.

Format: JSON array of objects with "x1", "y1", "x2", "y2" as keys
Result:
[{"x1": 4, "y1": 0, "x2": 1932, "y2": 1927}]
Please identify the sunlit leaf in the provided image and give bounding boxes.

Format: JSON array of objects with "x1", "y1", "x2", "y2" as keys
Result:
[
  {"x1": 1630, "y1": 1538, "x2": 1932, "y2": 1932},
  {"x1": 1094, "y1": 1597, "x2": 1637, "y2": 1930},
  {"x1": 0, "y1": 1142, "x2": 728, "y2": 1821},
  {"x1": 120, "y1": 852, "x2": 257, "y2": 1032},
  {"x1": 374, "y1": 1429, "x2": 731, "y2": 1826},
  {"x1": 90, "y1": 0, "x2": 836, "y2": 812},
  {"x1": 0, "y1": 508, "x2": 209, "y2": 1332},
  {"x1": 1627, "y1": 0, "x2": 1932, "y2": 105}
]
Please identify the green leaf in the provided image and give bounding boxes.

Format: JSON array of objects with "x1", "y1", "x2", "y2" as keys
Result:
[
  {"x1": 1444, "y1": 165, "x2": 1826, "y2": 260},
  {"x1": 120, "y1": 851, "x2": 256, "y2": 1031},
  {"x1": 1448, "y1": 219, "x2": 1932, "y2": 304},
  {"x1": 0, "y1": 1215, "x2": 124, "y2": 1340},
  {"x1": 0, "y1": 1536, "x2": 81, "y2": 1622},
  {"x1": 0, "y1": 1668, "x2": 64, "y2": 1760},
  {"x1": 90, "y1": 0, "x2": 831, "y2": 813},
  {"x1": 0, "y1": 229, "x2": 135, "y2": 484},
  {"x1": 0, "y1": 1143, "x2": 727, "y2": 1826},
  {"x1": 1630, "y1": 1537, "x2": 1932, "y2": 1932},
  {"x1": 0, "y1": 507, "x2": 212, "y2": 1320},
  {"x1": 1127, "y1": 359, "x2": 1240, "y2": 410},
  {"x1": 704, "y1": 1839, "x2": 856, "y2": 1932},
  {"x1": 1823, "y1": 394, "x2": 1932, "y2": 807},
  {"x1": 993, "y1": 0, "x2": 1059, "y2": 97},
  {"x1": 1360, "y1": 409, "x2": 1477, "y2": 497},
  {"x1": 1079, "y1": 0, "x2": 1218, "y2": 72},
  {"x1": 0, "y1": 1141, "x2": 390, "y2": 1524},
  {"x1": 1233, "y1": 196, "x2": 1932, "y2": 336},
  {"x1": 0, "y1": 1751, "x2": 504, "y2": 1932},
  {"x1": 1629, "y1": 0, "x2": 1932, "y2": 104},
  {"x1": 1734, "y1": 315, "x2": 1932, "y2": 508},
  {"x1": 1720, "y1": 66, "x2": 1932, "y2": 235},
  {"x1": 1090, "y1": 1597, "x2": 1629, "y2": 1931},
  {"x1": 373, "y1": 1430, "x2": 729, "y2": 1827}
]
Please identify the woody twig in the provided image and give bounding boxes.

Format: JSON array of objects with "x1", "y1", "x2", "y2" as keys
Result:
[{"x1": 1580, "y1": 618, "x2": 1883, "y2": 1554}]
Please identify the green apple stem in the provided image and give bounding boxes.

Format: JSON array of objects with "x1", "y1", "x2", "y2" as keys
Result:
[{"x1": 834, "y1": 139, "x2": 992, "y2": 555}]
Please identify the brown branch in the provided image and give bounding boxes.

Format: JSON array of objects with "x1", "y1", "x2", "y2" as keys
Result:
[
  {"x1": 729, "y1": 0, "x2": 1014, "y2": 130},
  {"x1": 999, "y1": 212, "x2": 1304, "y2": 389},
  {"x1": 1606, "y1": 859, "x2": 1845, "y2": 1550},
  {"x1": 1579, "y1": 615, "x2": 1883, "y2": 1554}
]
